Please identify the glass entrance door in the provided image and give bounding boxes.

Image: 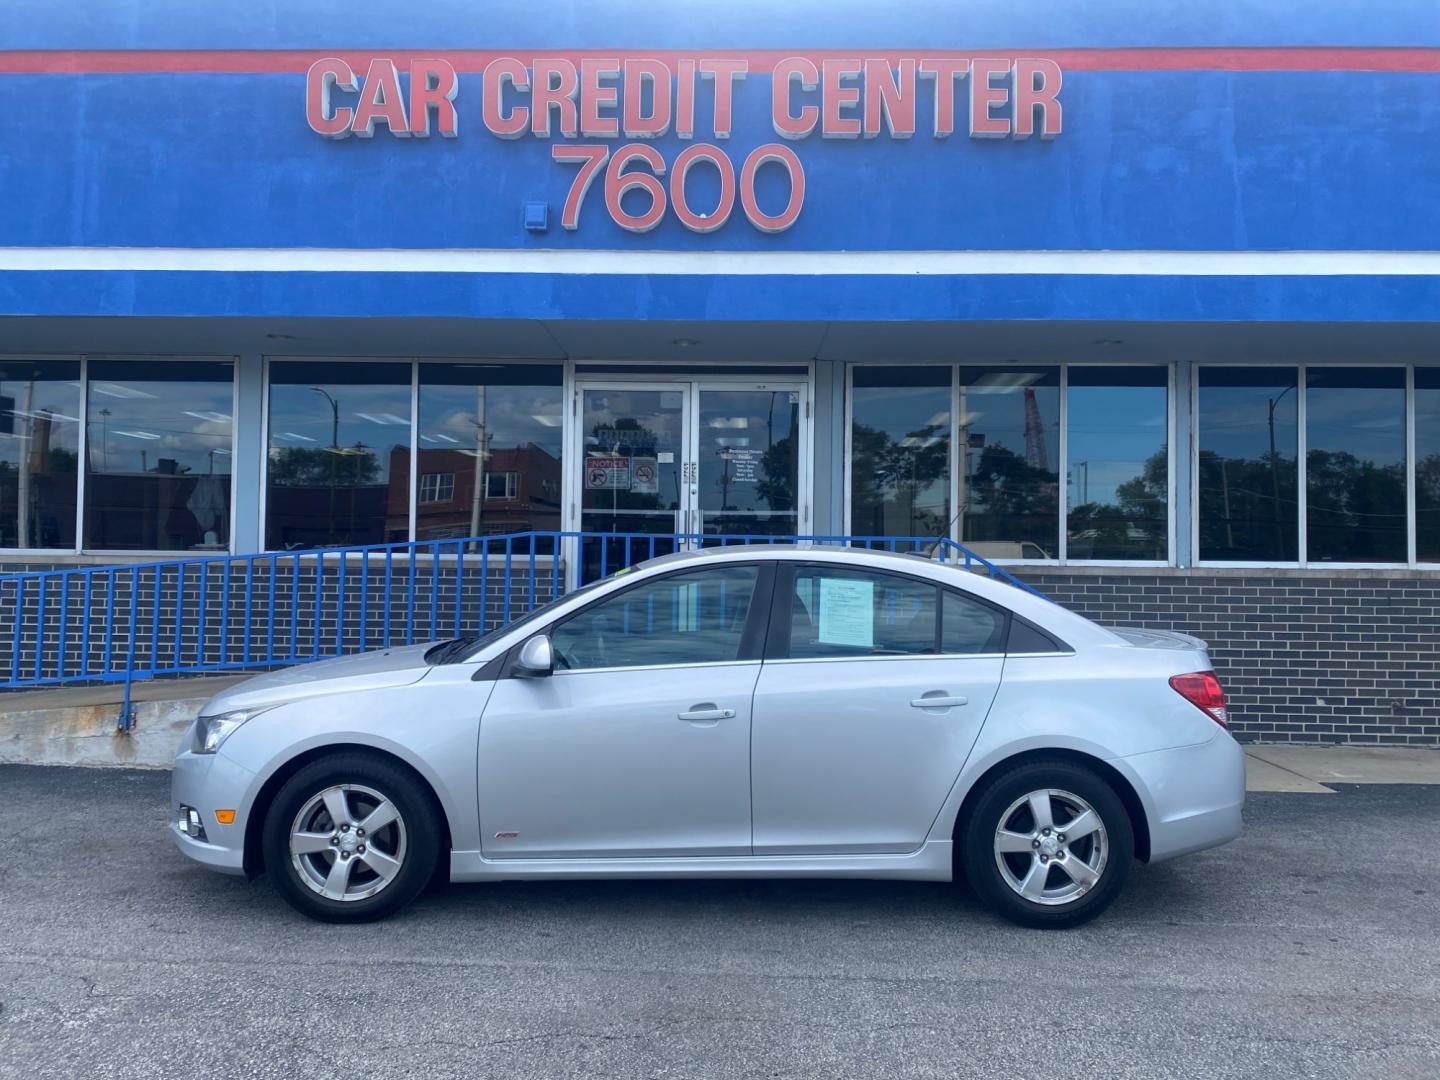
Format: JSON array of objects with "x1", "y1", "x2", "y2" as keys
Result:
[
  {"x1": 577, "y1": 384, "x2": 689, "y2": 579},
  {"x1": 572, "y1": 379, "x2": 809, "y2": 582},
  {"x1": 694, "y1": 386, "x2": 802, "y2": 538}
]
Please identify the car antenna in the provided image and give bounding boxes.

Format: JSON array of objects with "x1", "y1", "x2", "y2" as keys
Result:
[{"x1": 924, "y1": 503, "x2": 969, "y2": 562}]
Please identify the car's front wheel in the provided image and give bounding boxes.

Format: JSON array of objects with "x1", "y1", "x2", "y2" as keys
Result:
[
  {"x1": 961, "y1": 759, "x2": 1133, "y2": 929},
  {"x1": 262, "y1": 752, "x2": 443, "y2": 923}
]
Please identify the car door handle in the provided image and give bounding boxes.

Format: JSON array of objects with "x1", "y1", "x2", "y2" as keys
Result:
[
  {"x1": 910, "y1": 694, "x2": 969, "y2": 709},
  {"x1": 678, "y1": 706, "x2": 735, "y2": 722}
]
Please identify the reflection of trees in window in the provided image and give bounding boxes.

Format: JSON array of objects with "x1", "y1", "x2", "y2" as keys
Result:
[
  {"x1": 1066, "y1": 447, "x2": 1168, "y2": 560},
  {"x1": 1306, "y1": 449, "x2": 1406, "y2": 562},
  {"x1": 1198, "y1": 448, "x2": 1298, "y2": 561},
  {"x1": 1306, "y1": 368, "x2": 1407, "y2": 563},
  {"x1": 851, "y1": 420, "x2": 949, "y2": 537},
  {"x1": 268, "y1": 446, "x2": 380, "y2": 486},
  {"x1": 755, "y1": 429, "x2": 797, "y2": 512},
  {"x1": 1196, "y1": 370, "x2": 1299, "y2": 562},
  {"x1": 1417, "y1": 376, "x2": 1440, "y2": 562},
  {"x1": 962, "y1": 443, "x2": 1058, "y2": 556},
  {"x1": 1419, "y1": 450, "x2": 1440, "y2": 562}
]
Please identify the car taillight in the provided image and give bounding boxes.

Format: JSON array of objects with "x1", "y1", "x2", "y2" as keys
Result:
[{"x1": 1169, "y1": 671, "x2": 1228, "y2": 727}]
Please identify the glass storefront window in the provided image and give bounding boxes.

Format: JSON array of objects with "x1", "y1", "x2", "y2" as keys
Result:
[
  {"x1": 850, "y1": 367, "x2": 951, "y2": 541},
  {"x1": 84, "y1": 360, "x2": 234, "y2": 551},
  {"x1": 957, "y1": 367, "x2": 1059, "y2": 560},
  {"x1": 0, "y1": 359, "x2": 81, "y2": 549},
  {"x1": 1419, "y1": 368, "x2": 1440, "y2": 563},
  {"x1": 1305, "y1": 367, "x2": 1406, "y2": 563},
  {"x1": 1065, "y1": 367, "x2": 1168, "y2": 561},
  {"x1": 415, "y1": 363, "x2": 563, "y2": 540},
  {"x1": 1197, "y1": 367, "x2": 1299, "y2": 562},
  {"x1": 8, "y1": 354, "x2": 1439, "y2": 566},
  {"x1": 265, "y1": 361, "x2": 412, "y2": 550}
]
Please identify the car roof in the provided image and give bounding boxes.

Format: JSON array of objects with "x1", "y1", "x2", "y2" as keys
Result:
[{"x1": 637, "y1": 543, "x2": 936, "y2": 570}]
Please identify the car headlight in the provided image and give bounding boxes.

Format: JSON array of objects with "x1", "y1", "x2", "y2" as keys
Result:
[{"x1": 194, "y1": 707, "x2": 277, "y2": 754}]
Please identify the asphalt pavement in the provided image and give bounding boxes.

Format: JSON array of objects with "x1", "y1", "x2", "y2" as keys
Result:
[{"x1": 1, "y1": 764, "x2": 1437, "y2": 1080}]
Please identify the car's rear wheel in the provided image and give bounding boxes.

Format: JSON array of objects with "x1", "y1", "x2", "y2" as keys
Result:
[
  {"x1": 262, "y1": 752, "x2": 442, "y2": 923},
  {"x1": 961, "y1": 759, "x2": 1133, "y2": 929}
]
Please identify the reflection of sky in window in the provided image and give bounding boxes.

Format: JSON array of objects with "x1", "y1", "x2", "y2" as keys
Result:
[
  {"x1": 1306, "y1": 387, "x2": 1405, "y2": 466},
  {"x1": 1420, "y1": 383, "x2": 1440, "y2": 464},
  {"x1": 86, "y1": 370, "x2": 233, "y2": 476},
  {"x1": 269, "y1": 383, "x2": 411, "y2": 482},
  {"x1": 853, "y1": 386, "x2": 950, "y2": 439},
  {"x1": 1065, "y1": 386, "x2": 1166, "y2": 507},
  {"x1": 1200, "y1": 370, "x2": 1409, "y2": 466},
  {"x1": 957, "y1": 385, "x2": 1059, "y2": 471},
  {"x1": 419, "y1": 386, "x2": 563, "y2": 458},
  {"x1": 1198, "y1": 383, "x2": 1298, "y2": 462}
]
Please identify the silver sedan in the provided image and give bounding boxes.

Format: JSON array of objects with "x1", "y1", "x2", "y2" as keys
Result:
[{"x1": 171, "y1": 546, "x2": 1244, "y2": 928}]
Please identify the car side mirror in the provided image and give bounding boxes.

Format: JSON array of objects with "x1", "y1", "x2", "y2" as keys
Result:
[{"x1": 514, "y1": 634, "x2": 555, "y2": 678}]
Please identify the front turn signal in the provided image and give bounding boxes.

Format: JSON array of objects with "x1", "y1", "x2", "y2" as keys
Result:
[{"x1": 214, "y1": 809, "x2": 237, "y2": 825}]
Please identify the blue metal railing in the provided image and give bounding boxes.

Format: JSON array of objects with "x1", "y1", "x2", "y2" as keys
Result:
[{"x1": 0, "y1": 530, "x2": 1041, "y2": 727}]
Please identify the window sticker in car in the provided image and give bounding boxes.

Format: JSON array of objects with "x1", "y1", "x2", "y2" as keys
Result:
[{"x1": 816, "y1": 577, "x2": 874, "y2": 648}]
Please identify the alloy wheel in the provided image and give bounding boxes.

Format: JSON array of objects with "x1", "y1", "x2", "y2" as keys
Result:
[
  {"x1": 289, "y1": 783, "x2": 408, "y2": 902},
  {"x1": 993, "y1": 787, "x2": 1108, "y2": 906}
]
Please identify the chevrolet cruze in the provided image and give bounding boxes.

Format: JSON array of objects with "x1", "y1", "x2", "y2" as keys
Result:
[{"x1": 171, "y1": 545, "x2": 1244, "y2": 928}]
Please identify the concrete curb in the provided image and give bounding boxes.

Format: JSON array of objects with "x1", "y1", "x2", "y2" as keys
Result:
[{"x1": 0, "y1": 695, "x2": 205, "y2": 768}]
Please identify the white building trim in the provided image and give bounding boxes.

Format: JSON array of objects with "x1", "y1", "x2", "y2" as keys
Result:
[{"x1": 1, "y1": 247, "x2": 1440, "y2": 277}]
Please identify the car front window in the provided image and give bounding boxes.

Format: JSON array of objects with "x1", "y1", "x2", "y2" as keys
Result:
[
  {"x1": 444, "y1": 574, "x2": 614, "y2": 664},
  {"x1": 549, "y1": 565, "x2": 760, "y2": 671}
]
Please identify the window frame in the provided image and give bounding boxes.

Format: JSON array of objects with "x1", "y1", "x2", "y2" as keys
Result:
[
  {"x1": 418, "y1": 472, "x2": 456, "y2": 505},
  {"x1": 0, "y1": 353, "x2": 240, "y2": 557},
  {"x1": 484, "y1": 471, "x2": 518, "y2": 501},
  {"x1": 533, "y1": 560, "x2": 777, "y2": 675},
  {"x1": 1192, "y1": 361, "x2": 1428, "y2": 570},
  {"x1": 844, "y1": 361, "x2": 1175, "y2": 567},
  {"x1": 763, "y1": 561, "x2": 1012, "y2": 663}
]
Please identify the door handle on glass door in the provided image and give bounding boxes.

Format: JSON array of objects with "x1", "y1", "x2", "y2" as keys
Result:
[
  {"x1": 678, "y1": 705, "x2": 735, "y2": 722},
  {"x1": 910, "y1": 694, "x2": 968, "y2": 709}
]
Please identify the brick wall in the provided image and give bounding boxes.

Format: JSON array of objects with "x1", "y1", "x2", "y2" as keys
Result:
[{"x1": 1023, "y1": 569, "x2": 1440, "y2": 745}]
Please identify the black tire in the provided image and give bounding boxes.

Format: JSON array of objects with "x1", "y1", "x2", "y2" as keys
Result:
[
  {"x1": 262, "y1": 752, "x2": 444, "y2": 923},
  {"x1": 960, "y1": 759, "x2": 1134, "y2": 929}
]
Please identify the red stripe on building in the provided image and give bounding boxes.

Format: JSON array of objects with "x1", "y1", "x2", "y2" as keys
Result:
[{"x1": 1, "y1": 47, "x2": 1438, "y2": 75}]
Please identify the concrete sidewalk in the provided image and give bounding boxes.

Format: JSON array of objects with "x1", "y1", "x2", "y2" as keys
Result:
[{"x1": 1243, "y1": 744, "x2": 1440, "y2": 793}]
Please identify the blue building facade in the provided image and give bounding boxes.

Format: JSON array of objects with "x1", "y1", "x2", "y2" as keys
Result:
[{"x1": 0, "y1": 1, "x2": 1437, "y2": 741}]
